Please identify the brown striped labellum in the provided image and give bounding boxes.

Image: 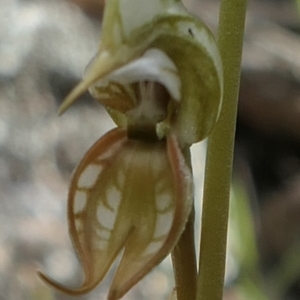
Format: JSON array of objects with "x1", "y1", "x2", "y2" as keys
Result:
[{"x1": 39, "y1": 128, "x2": 193, "y2": 299}]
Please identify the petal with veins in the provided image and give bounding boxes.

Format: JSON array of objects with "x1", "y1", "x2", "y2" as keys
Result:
[
  {"x1": 39, "y1": 128, "x2": 193, "y2": 300},
  {"x1": 58, "y1": 7, "x2": 223, "y2": 145},
  {"x1": 102, "y1": 48, "x2": 181, "y2": 101}
]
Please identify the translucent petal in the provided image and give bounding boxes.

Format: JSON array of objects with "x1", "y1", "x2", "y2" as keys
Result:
[
  {"x1": 57, "y1": 50, "x2": 135, "y2": 115},
  {"x1": 108, "y1": 132, "x2": 193, "y2": 300},
  {"x1": 101, "y1": 0, "x2": 187, "y2": 44},
  {"x1": 39, "y1": 128, "x2": 193, "y2": 300},
  {"x1": 57, "y1": 0, "x2": 187, "y2": 115},
  {"x1": 39, "y1": 129, "x2": 129, "y2": 294},
  {"x1": 103, "y1": 49, "x2": 181, "y2": 101}
]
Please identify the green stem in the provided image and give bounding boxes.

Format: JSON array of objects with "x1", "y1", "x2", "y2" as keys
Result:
[
  {"x1": 197, "y1": 1, "x2": 247, "y2": 300},
  {"x1": 171, "y1": 149, "x2": 197, "y2": 300},
  {"x1": 171, "y1": 207, "x2": 197, "y2": 300}
]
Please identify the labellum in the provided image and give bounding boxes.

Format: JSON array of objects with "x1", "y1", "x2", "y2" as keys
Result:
[{"x1": 39, "y1": 0, "x2": 223, "y2": 299}]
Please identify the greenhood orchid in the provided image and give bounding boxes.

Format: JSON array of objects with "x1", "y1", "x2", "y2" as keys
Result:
[{"x1": 39, "y1": 0, "x2": 223, "y2": 299}]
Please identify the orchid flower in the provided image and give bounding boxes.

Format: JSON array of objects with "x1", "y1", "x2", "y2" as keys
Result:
[{"x1": 39, "y1": 0, "x2": 223, "y2": 299}]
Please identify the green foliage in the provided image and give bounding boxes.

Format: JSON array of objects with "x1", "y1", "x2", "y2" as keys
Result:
[{"x1": 230, "y1": 181, "x2": 269, "y2": 300}]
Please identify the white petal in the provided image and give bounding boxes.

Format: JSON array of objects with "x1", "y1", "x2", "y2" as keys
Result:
[{"x1": 104, "y1": 48, "x2": 181, "y2": 101}]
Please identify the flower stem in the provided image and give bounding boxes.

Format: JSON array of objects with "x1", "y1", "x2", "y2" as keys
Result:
[
  {"x1": 171, "y1": 207, "x2": 197, "y2": 300},
  {"x1": 171, "y1": 149, "x2": 197, "y2": 300},
  {"x1": 196, "y1": 1, "x2": 247, "y2": 300}
]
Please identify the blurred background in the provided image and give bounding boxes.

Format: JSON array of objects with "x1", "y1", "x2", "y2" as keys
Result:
[{"x1": 0, "y1": 0, "x2": 300, "y2": 299}]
